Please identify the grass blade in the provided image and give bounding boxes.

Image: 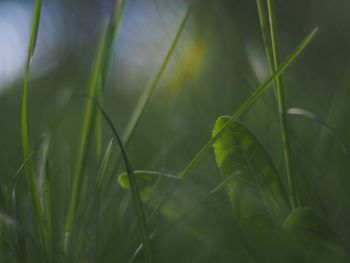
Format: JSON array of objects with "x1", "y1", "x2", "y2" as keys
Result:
[
  {"x1": 100, "y1": 0, "x2": 127, "y2": 91},
  {"x1": 95, "y1": 0, "x2": 128, "y2": 160},
  {"x1": 91, "y1": 98, "x2": 153, "y2": 263},
  {"x1": 21, "y1": 0, "x2": 47, "y2": 256},
  {"x1": 6, "y1": 134, "x2": 46, "y2": 196},
  {"x1": 256, "y1": 0, "x2": 274, "y2": 73},
  {"x1": 122, "y1": 5, "x2": 193, "y2": 146},
  {"x1": 266, "y1": 0, "x2": 297, "y2": 208},
  {"x1": 64, "y1": 0, "x2": 127, "y2": 248},
  {"x1": 179, "y1": 28, "x2": 318, "y2": 179},
  {"x1": 63, "y1": 30, "x2": 107, "y2": 251}
]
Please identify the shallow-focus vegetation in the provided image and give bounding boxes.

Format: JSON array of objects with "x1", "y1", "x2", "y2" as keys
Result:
[{"x1": 0, "y1": 0, "x2": 349, "y2": 262}]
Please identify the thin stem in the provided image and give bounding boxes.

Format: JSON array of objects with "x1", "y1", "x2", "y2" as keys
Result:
[
  {"x1": 179, "y1": 28, "x2": 318, "y2": 179},
  {"x1": 266, "y1": 0, "x2": 298, "y2": 209},
  {"x1": 21, "y1": 0, "x2": 48, "y2": 256},
  {"x1": 95, "y1": 0, "x2": 128, "y2": 160},
  {"x1": 91, "y1": 98, "x2": 153, "y2": 263},
  {"x1": 64, "y1": 0, "x2": 127, "y2": 249},
  {"x1": 108, "y1": 5, "x2": 193, "y2": 184},
  {"x1": 63, "y1": 28, "x2": 107, "y2": 250},
  {"x1": 256, "y1": 0, "x2": 274, "y2": 73},
  {"x1": 122, "y1": 5, "x2": 193, "y2": 146}
]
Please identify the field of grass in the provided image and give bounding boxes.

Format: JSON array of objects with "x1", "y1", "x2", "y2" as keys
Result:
[{"x1": 1, "y1": 0, "x2": 350, "y2": 262}]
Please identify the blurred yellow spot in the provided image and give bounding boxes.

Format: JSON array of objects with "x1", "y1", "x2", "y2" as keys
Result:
[{"x1": 169, "y1": 40, "x2": 207, "y2": 97}]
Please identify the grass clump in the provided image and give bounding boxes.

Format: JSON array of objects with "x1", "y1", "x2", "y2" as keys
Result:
[{"x1": 1, "y1": 0, "x2": 349, "y2": 262}]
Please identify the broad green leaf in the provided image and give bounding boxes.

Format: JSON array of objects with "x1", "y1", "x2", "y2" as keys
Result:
[
  {"x1": 212, "y1": 116, "x2": 289, "y2": 224},
  {"x1": 119, "y1": 171, "x2": 186, "y2": 220},
  {"x1": 179, "y1": 28, "x2": 318, "y2": 180},
  {"x1": 119, "y1": 170, "x2": 243, "y2": 252},
  {"x1": 283, "y1": 207, "x2": 346, "y2": 258}
]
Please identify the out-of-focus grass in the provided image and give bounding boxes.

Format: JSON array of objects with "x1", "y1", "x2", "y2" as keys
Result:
[{"x1": 0, "y1": 0, "x2": 350, "y2": 262}]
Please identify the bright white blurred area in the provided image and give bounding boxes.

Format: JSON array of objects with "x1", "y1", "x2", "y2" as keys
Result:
[
  {"x1": 0, "y1": 0, "x2": 193, "y2": 92},
  {"x1": 114, "y1": 0, "x2": 191, "y2": 90},
  {"x1": 0, "y1": 2, "x2": 30, "y2": 90},
  {"x1": 0, "y1": 1, "x2": 64, "y2": 92}
]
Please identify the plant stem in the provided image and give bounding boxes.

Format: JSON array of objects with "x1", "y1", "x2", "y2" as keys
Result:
[
  {"x1": 122, "y1": 5, "x2": 193, "y2": 146},
  {"x1": 108, "y1": 5, "x2": 193, "y2": 185},
  {"x1": 266, "y1": 0, "x2": 298, "y2": 209},
  {"x1": 63, "y1": 29, "x2": 107, "y2": 251},
  {"x1": 95, "y1": 0, "x2": 127, "y2": 160},
  {"x1": 21, "y1": 0, "x2": 48, "y2": 256},
  {"x1": 64, "y1": 0, "x2": 128, "y2": 251},
  {"x1": 92, "y1": 99, "x2": 153, "y2": 263},
  {"x1": 256, "y1": 0, "x2": 274, "y2": 73},
  {"x1": 179, "y1": 28, "x2": 317, "y2": 179}
]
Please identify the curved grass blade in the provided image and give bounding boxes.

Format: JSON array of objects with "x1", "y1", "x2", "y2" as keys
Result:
[
  {"x1": 91, "y1": 98, "x2": 153, "y2": 263},
  {"x1": 287, "y1": 108, "x2": 348, "y2": 155},
  {"x1": 179, "y1": 28, "x2": 318, "y2": 179},
  {"x1": 212, "y1": 117, "x2": 289, "y2": 223},
  {"x1": 267, "y1": 0, "x2": 297, "y2": 209},
  {"x1": 21, "y1": 0, "x2": 47, "y2": 256}
]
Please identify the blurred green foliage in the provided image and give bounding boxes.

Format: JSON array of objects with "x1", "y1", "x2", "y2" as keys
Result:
[{"x1": 1, "y1": 0, "x2": 350, "y2": 262}]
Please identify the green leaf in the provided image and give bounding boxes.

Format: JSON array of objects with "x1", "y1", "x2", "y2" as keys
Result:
[
  {"x1": 92, "y1": 99, "x2": 153, "y2": 263},
  {"x1": 179, "y1": 27, "x2": 318, "y2": 180},
  {"x1": 212, "y1": 116, "x2": 289, "y2": 224},
  {"x1": 118, "y1": 171, "x2": 184, "y2": 220},
  {"x1": 119, "y1": 171, "x2": 178, "y2": 191},
  {"x1": 283, "y1": 207, "x2": 346, "y2": 257},
  {"x1": 21, "y1": 0, "x2": 48, "y2": 257}
]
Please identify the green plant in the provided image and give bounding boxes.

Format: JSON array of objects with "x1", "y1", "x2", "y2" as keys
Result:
[{"x1": 1, "y1": 0, "x2": 349, "y2": 262}]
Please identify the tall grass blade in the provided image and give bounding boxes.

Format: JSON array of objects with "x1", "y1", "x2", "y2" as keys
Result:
[
  {"x1": 21, "y1": 0, "x2": 48, "y2": 256},
  {"x1": 95, "y1": 0, "x2": 128, "y2": 160},
  {"x1": 63, "y1": 29, "x2": 107, "y2": 251},
  {"x1": 64, "y1": 0, "x2": 127, "y2": 247},
  {"x1": 267, "y1": 0, "x2": 297, "y2": 208},
  {"x1": 100, "y1": 0, "x2": 127, "y2": 91},
  {"x1": 179, "y1": 28, "x2": 318, "y2": 179},
  {"x1": 256, "y1": 0, "x2": 274, "y2": 73},
  {"x1": 91, "y1": 98, "x2": 153, "y2": 263},
  {"x1": 122, "y1": 5, "x2": 193, "y2": 146}
]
